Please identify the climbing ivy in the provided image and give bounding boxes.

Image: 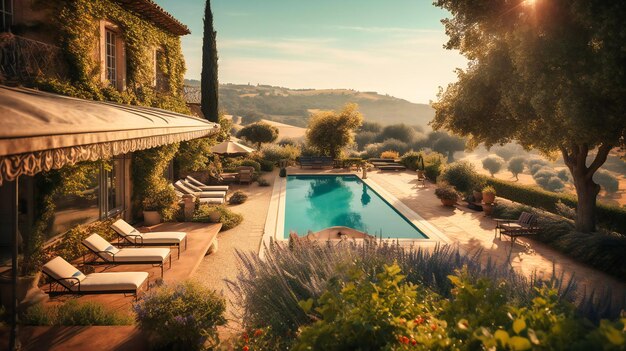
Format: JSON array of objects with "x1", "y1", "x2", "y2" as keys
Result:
[{"x1": 33, "y1": 0, "x2": 189, "y2": 114}]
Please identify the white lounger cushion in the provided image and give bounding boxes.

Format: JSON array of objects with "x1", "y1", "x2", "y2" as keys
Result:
[
  {"x1": 43, "y1": 257, "x2": 86, "y2": 287},
  {"x1": 111, "y1": 219, "x2": 186, "y2": 245},
  {"x1": 42, "y1": 257, "x2": 148, "y2": 292},
  {"x1": 75, "y1": 272, "x2": 148, "y2": 292},
  {"x1": 83, "y1": 233, "x2": 170, "y2": 262},
  {"x1": 198, "y1": 197, "x2": 225, "y2": 204},
  {"x1": 185, "y1": 176, "x2": 229, "y2": 191},
  {"x1": 174, "y1": 181, "x2": 225, "y2": 198}
]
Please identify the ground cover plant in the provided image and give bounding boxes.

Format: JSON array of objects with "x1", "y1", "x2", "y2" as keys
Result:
[
  {"x1": 228, "y1": 241, "x2": 624, "y2": 350},
  {"x1": 22, "y1": 300, "x2": 132, "y2": 326}
]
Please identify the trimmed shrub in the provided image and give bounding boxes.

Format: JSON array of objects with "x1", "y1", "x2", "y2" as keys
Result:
[
  {"x1": 134, "y1": 280, "x2": 226, "y2": 351},
  {"x1": 229, "y1": 191, "x2": 248, "y2": 204},
  {"x1": 380, "y1": 150, "x2": 399, "y2": 159},
  {"x1": 435, "y1": 184, "x2": 459, "y2": 201},
  {"x1": 261, "y1": 144, "x2": 301, "y2": 163},
  {"x1": 238, "y1": 159, "x2": 261, "y2": 172},
  {"x1": 258, "y1": 159, "x2": 275, "y2": 172},
  {"x1": 481, "y1": 155, "x2": 505, "y2": 176},
  {"x1": 192, "y1": 204, "x2": 243, "y2": 231},
  {"x1": 507, "y1": 156, "x2": 526, "y2": 180},
  {"x1": 481, "y1": 176, "x2": 626, "y2": 234},
  {"x1": 400, "y1": 151, "x2": 424, "y2": 171},
  {"x1": 593, "y1": 169, "x2": 619, "y2": 194},
  {"x1": 22, "y1": 300, "x2": 132, "y2": 326},
  {"x1": 439, "y1": 161, "x2": 482, "y2": 194},
  {"x1": 257, "y1": 178, "x2": 271, "y2": 187},
  {"x1": 423, "y1": 152, "x2": 446, "y2": 181},
  {"x1": 527, "y1": 158, "x2": 548, "y2": 172}
]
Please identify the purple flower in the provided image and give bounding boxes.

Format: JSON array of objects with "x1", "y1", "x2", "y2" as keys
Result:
[{"x1": 174, "y1": 315, "x2": 186, "y2": 324}]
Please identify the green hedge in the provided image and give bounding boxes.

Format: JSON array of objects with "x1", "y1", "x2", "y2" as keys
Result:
[{"x1": 482, "y1": 176, "x2": 626, "y2": 234}]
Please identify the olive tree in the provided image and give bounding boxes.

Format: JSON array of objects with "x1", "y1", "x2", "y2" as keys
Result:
[
  {"x1": 507, "y1": 156, "x2": 526, "y2": 181},
  {"x1": 432, "y1": 0, "x2": 626, "y2": 232},
  {"x1": 482, "y1": 155, "x2": 505, "y2": 177},
  {"x1": 237, "y1": 122, "x2": 279, "y2": 149},
  {"x1": 306, "y1": 103, "x2": 363, "y2": 158}
]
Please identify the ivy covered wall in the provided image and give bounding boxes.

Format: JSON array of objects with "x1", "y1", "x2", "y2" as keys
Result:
[{"x1": 33, "y1": 0, "x2": 189, "y2": 114}]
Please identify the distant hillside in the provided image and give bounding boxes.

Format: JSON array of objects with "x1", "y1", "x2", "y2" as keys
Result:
[{"x1": 184, "y1": 80, "x2": 434, "y2": 128}]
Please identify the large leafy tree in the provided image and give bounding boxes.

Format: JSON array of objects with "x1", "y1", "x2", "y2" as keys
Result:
[
  {"x1": 237, "y1": 122, "x2": 279, "y2": 149},
  {"x1": 432, "y1": 0, "x2": 626, "y2": 232},
  {"x1": 201, "y1": 0, "x2": 219, "y2": 122},
  {"x1": 306, "y1": 103, "x2": 363, "y2": 158}
]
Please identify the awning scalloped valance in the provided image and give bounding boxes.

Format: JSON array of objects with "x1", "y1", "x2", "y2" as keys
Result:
[{"x1": 0, "y1": 85, "x2": 219, "y2": 185}]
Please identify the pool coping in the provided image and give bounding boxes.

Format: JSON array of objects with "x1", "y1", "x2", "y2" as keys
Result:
[{"x1": 260, "y1": 172, "x2": 451, "y2": 257}]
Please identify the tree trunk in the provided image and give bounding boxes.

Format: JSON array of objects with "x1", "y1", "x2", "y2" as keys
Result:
[
  {"x1": 561, "y1": 143, "x2": 611, "y2": 233},
  {"x1": 573, "y1": 174, "x2": 600, "y2": 232}
]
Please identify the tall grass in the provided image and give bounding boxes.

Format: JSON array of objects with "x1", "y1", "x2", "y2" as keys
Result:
[
  {"x1": 21, "y1": 300, "x2": 133, "y2": 326},
  {"x1": 227, "y1": 240, "x2": 622, "y2": 340}
]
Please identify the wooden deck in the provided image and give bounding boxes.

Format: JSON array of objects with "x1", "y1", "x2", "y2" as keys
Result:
[{"x1": 5, "y1": 222, "x2": 221, "y2": 351}]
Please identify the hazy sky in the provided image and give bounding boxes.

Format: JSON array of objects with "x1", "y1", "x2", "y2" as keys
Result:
[{"x1": 154, "y1": 0, "x2": 467, "y2": 104}]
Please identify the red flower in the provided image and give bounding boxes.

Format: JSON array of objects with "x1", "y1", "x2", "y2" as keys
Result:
[
  {"x1": 430, "y1": 323, "x2": 437, "y2": 331},
  {"x1": 254, "y1": 329, "x2": 263, "y2": 337},
  {"x1": 411, "y1": 339, "x2": 417, "y2": 345},
  {"x1": 414, "y1": 316, "x2": 425, "y2": 325},
  {"x1": 242, "y1": 346, "x2": 249, "y2": 351},
  {"x1": 401, "y1": 336, "x2": 410, "y2": 344}
]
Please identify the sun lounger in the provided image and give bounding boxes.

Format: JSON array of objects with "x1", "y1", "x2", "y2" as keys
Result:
[
  {"x1": 42, "y1": 256, "x2": 148, "y2": 297},
  {"x1": 494, "y1": 212, "x2": 540, "y2": 246},
  {"x1": 82, "y1": 234, "x2": 171, "y2": 277},
  {"x1": 174, "y1": 180, "x2": 226, "y2": 199},
  {"x1": 111, "y1": 219, "x2": 187, "y2": 258},
  {"x1": 185, "y1": 176, "x2": 229, "y2": 192},
  {"x1": 378, "y1": 164, "x2": 406, "y2": 171},
  {"x1": 174, "y1": 189, "x2": 224, "y2": 205}
]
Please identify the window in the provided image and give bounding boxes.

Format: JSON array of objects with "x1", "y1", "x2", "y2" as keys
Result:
[
  {"x1": 105, "y1": 29, "x2": 117, "y2": 87},
  {"x1": 1, "y1": 0, "x2": 12, "y2": 32},
  {"x1": 106, "y1": 158, "x2": 124, "y2": 215}
]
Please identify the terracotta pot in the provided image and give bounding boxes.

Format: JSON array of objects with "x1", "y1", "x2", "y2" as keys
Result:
[
  {"x1": 482, "y1": 203, "x2": 494, "y2": 216},
  {"x1": 208, "y1": 211, "x2": 221, "y2": 223},
  {"x1": 440, "y1": 198, "x2": 457, "y2": 207},
  {"x1": 143, "y1": 210, "x2": 162, "y2": 226},
  {"x1": 482, "y1": 192, "x2": 496, "y2": 203},
  {"x1": 473, "y1": 190, "x2": 483, "y2": 202}
]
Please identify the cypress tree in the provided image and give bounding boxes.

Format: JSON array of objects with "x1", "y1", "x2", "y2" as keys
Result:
[{"x1": 201, "y1": 0, "x2": 219, "y2": 122}]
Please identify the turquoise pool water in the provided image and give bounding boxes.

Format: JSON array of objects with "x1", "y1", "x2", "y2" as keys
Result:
[{"x1": 284, "y1": 175, "x2": 427, "y2": 239}]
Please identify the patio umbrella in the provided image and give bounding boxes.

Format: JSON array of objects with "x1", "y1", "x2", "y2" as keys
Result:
[{"x1": 211, "y1": 139, "x2": 255, "y2": 156}]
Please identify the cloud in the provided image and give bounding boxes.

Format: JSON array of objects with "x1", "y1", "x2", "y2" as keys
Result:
[{"x1": 331, "y1": 25, "x2": 440, "y2": 35}]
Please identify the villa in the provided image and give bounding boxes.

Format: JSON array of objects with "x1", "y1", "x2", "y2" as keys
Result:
[{"x1": 0, "y1": 0, "x2": 624, "y2": 350}]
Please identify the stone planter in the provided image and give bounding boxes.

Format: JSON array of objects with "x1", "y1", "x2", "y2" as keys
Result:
[
  {"x1": 482, "y1": 191, "x2": 496, "y2": 204},
  {"x1": 440, "y1": 198, "x2": 457, "y2": 207},
  {"x1": 143, "y1": 211, "x2": 162, "y2": 226}
]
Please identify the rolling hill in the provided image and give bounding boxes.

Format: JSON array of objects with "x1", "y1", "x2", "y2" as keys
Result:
[{"x1": 184, "y1": 80, "x2": 435, "y2": 128}]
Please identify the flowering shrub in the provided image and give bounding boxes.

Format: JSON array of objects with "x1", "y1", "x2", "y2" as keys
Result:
[
  {"x1": 134, "y1": 280, "x2": 226, "y2": 351},
  {"x1": 192, "y1": 204, "x2": 243, "y2": 231},
  {"x1": 380, "y1": 150, "x2": 400, "y2": 159}
]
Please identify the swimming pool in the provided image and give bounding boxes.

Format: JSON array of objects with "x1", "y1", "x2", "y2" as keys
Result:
[{"x1": 284, "y1": 175, "x2": 428, "y2": 239}]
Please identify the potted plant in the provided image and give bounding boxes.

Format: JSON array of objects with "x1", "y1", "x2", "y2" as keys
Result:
[
  {"x1": 143, "y1": 184, "x2": 176, "y2": 226},
  {"x1": 435, "y1": 184, "x2": 459, "y2": 207},
  {"x1": 482, "y1": 185, "x2": 497, "y2": 204}
]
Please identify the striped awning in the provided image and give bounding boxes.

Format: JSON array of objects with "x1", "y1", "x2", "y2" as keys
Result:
[{"x1": 0, "y1": 85, "x2": 219, "y2": 184}]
